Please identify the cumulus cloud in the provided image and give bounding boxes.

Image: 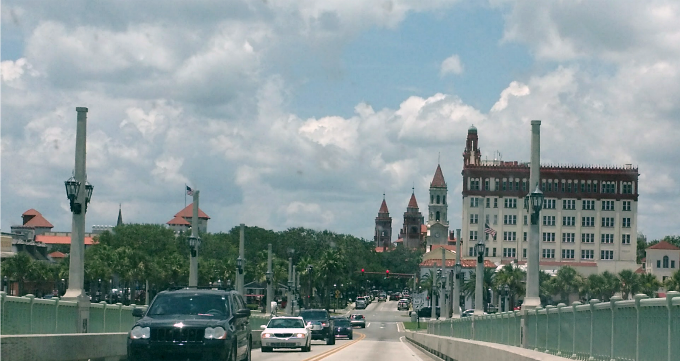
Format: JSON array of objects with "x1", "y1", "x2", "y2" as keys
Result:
[
  {"x1": 490, "y1": 81, "x2": 530, "y2": 112},
  {"x1": 440, "y1": 54, "x2": 464, "y2": 76}
]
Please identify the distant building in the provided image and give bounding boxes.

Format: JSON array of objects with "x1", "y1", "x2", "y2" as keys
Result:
[
  {"x1": 426, "y1": 164, "x2": 449, "y2": 249},
  {"x1": 167, "y1": 203, "x2": 210, "y2": 233},
  {"x1": 645, "y1": 241, "x2": 680, "y2": 284},
  {"x1": 374, "y1": 196, "x2": 392, "y2": 251},
  {"x1": 460, "y1": 125, "x2": 639, "y2": 274},
  {"x1": 399, "y1": 192, "x2": 424, "y2": 249}
]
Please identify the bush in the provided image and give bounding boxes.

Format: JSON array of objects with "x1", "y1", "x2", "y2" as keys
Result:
[{"x1": 247, "y1": 304, "x2": 259, "y2": 310}]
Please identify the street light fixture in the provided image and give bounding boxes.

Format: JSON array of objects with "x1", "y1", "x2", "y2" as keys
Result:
[
  {"x1": 188, "y1": 236, "x2": 201, "y2": 257},
  {"x1": 237, "y1": 257, "x2": 244, "y2": 275},
  {"x1": 524, "y1": 185, "x2": 544, "y2": 224},
  {"x1": 64, "y1": 176, "x2": 81, "y2": 213},
  {"x1": 475, "y1": 241, "x2": 486, "y2": 263}
]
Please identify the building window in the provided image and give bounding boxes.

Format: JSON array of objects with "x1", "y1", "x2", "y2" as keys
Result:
[
  {"x1": 523, "y1": 215, "x2": 528, "y2": 225},
  {"x1": 582, "y1": 250, "x2": 594, "y2": 260},
  {"x1": 443, "y1": 196, "x2": 446, "y2": 204},
  {"x1": 622, "y1": 234, "x2": 631, "y2": 244},
  {"x1": 492, "y1": 248, "x2": 497, "y2": 257},
  {"x1": 503, "y1": 180, "x2": 507, "y2": 191},
  {"x1": 436, "y1": 211, "x2": 441, "y2": 221},
  {"x1": 622, "y1": 182, "x2": 633, "y2": 194},
  {"x1": 470, "y1": 198, "x2": 479, "y2": 208},
  {"x1": 601, "y1": 250, "x2": 614, "y2": 260},
  {"x1": 522, "y1": 180, "x2": 527, "y2": 191},
  {"x1": 582, "y1": 216, "x2": 595, "y2": 227},
  {"x1": 622, "y1": 200, "x2": 631, "y2": 211},
  {"x1": 602, "y1": 217, "x2": 615, "y2": 228},
  {"x1": 663, "y1": 255, "x2": 669, "y2": 268},
  {"x1": 602, "y1": 182, "x2": 616, "y2": 194},
  {"x1": 495, "y1": 179, "x2": 500, "y2": 191},
  {"x1": 542, "y1": 180, "x2": 546, "y2": 191},
  {"x1": 523, "y1": 232, "x2": 527, "y2": 242},
  {"x1": 515, "y1": 180, "x2": 519, "y2": 191},
  {"x1": 542, "y1": 249, "x2": 555, "y2": 259},
  {"x1": 523, "y1": 248, "x2": 527, "y2": 258},
  {"x1": 493, "y1": 198, "x2": 498, "y2": 208},
  {"x1": 431, "y1": 195, "x2": 434, "y2": 204},
  {"x1": 563, "y1": 199, "x2": 576, "y2": 210},
  {"x1": 562, "y1": 249, "x2": 575, "y2": 259},
  {"x1": 436, "y1": 195, "x2": 441, "y2": 204},
  {"x1": 485, "y1": 179, "x2": 490, "y2": 191},
  {"x1": 485, "y1": 198, "x2": 490, "y2": 208},
  {"x1": 581, "y1": 181, "x2": 586, "y2": 192},
  {"x1": 562, "y1": 233, "x2": 575, "y2": 243},
  {"x1": 567, "y1": 182, "x2": 572, "y2": 193},
  {"x1": 672, "y1": 261, "x2": 676, "y2": 269},
  {"x1": 657, "y1": 260, "x2": 661, "y2": 268},
  {"x1": 504, "y1": 215, "x2": 517, "y2": 225},
  {"x1": 622, "y1": 218, "x2": 631, "y2": 228},
  {"x1": 602, "y1": 200, "x2": 615, "y2": 211},
  {"x1": 583, "y1": 200, "x2": 595, "y2": 210},
  {"x1": 543, "y1": 216, "x2": 556, "y2": 226},
  {"x1": 492, "y1": 215, "x2": 497, "y2": 225},
  {"x1": 547, "y1": 181, "x2": 552, "y2": 192},
  {"x1": 504, "y1": 198, "x2": 517, "y2": 208},
  {"x1": 563, "y1": 216, "x2": 576, "y2": 226},
  {"x1": 503, "y1": 231, "x2": 517, "y2": 241},
  {"x1": 471, "y1": 179, "x2": 480, "y2": 191},
  {"x1": 582, "y1": 233, "x2": 595, "y2": 243},
  {"x1": 470, "y1": 214, "x2": 478, "y2": 224},
  {"x1": 503, "y1": 248, "x2": 517, "y2": 258},
  {"x1": 469, "y1": 247, "x2": 475, "y2": 257},
  {"x1": 470, "y1": 231, "x2": 478, "y2": 241},
  {"x1": 543, "y1": 199, "x2": 556, "y2": 209},
  {"x1": 542, "y1": 232, "x2": 556, "y2": 242},
  {"x1": 601, "y1": 234, "x2": 615, "y2": 243}
]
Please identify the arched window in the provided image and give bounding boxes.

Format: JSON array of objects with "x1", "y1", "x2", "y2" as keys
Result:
[
  {"x1": 431, "y1": 195, "x2": 434, "y2": 204},
  {"x1": 430, "y1": 212, "x2": 433, "y2": 220},
  {"x1": 436, "y1": 195, "x2": 440, "y2": 204},
  {"x1": 663, "y1": 255, "x2": 670, "y2": 268},
  {"x1": 436, "y1": 211, "x2": 440, "y2": 221},
  {"x1": 443, "y1": 196, "x2": 446, "y2": 204},
  {"x1": 411, "y1": 226, "x2": 418, "y2": 234}
]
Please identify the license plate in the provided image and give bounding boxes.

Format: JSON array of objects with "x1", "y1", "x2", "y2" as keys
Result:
[{"x1": 271, "y1": 342, "x2": 293, "y2": 347}]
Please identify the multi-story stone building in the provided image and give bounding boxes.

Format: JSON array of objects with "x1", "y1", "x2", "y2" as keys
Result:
[
  {"x1": 398, "y1": 192, "x2": 425, "y2": 249},
  {"x1": 460, "y1": 126, "x2": 639, "y2": 274},
  {"x1": 374, "y1": 196, "x2": 393, "y2": 251},
  {"x1": 644, "y1": 241, "x2": 679, "y2": 284},
  {"x1": 426, "y1": 165, "x2": 450, "y2": 249}
]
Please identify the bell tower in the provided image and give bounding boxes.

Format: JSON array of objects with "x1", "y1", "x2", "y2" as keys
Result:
[
  {"x1": 427, "y1": 164, "x2": 449, "y2": 247},
  {"x1": 463, "y1": 125, "x2": 481, "y2": 166},
  {"x1": 374, "y1": 195, "x2": 392, "y2": 250}
]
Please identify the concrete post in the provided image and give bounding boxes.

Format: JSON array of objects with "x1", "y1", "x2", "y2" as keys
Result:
[
  {"x1": 525, "y1": 120, "x2": 542, "y2": 310},
  {"x1": 609, "y1": 296, "x2": 621, "y2": 361},
  {"x1": 453, "y1": 228, "x2": 461, "y2": 317},
  {"x1": 266, "y1": 244, "x2": 274, "y2": 314},
  {"x1": 666, "y1": 291, "x2": 680, "y2": 361},
  {"x1": 588, "y1": 299, "x2": 600, "y2": 361},
  {"x1": 571, "y1": 301, "x2": 582, "y2": 359},
  {"x1": 237, "y1": 224, "x2": 245, "y2": 295},
  {"x1": 431, "y1": 267, "x2": 437, "y2": 319},
  {"x1": 632, "y1": 294, "x2": 648, "y2": 361},
  {"x1": 475, "y1": 197, "x2": 486, "y2": 316},
  {"x1": 556, "y1": 303, "x2": 566, "y2": 356},
  {"x1": 440, "y1": 247, "x2": 446, "y2": 319},
  {"x1": 286, "y1": 257, "x2": 293, "y2": 315},
  {"x1": 189, "y1": 190, "x2": 200, "y2": 287}
]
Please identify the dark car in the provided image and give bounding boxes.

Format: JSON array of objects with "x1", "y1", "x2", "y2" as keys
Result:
[
  {"x1": 127, "y1": 288, "x2": 252, "y2": 361},
  {"x1": 409, "y1": 306, "x2": 440, "y2": 318},
  {"x1": 298, "y1": 309, "x2": 335, "y2": 345},
  {"x1": 333, "y1": 318, "x2": 353, "y2": 339}
]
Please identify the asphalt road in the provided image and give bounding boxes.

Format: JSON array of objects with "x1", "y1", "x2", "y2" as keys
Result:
[{"x1": 252, "y1": 300, "x2": 438, "y2": 361}]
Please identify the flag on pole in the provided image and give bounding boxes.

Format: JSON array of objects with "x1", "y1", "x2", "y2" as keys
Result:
[
  {"x1": 186, "y1": 185, "x2": 194, "y2": 196},
  {"x1": 484, "y1": 223, "x2": 497, "y2": 240}
]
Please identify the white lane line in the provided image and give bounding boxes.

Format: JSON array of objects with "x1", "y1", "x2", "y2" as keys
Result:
[
  {"x1": 397, "y1": 322, "x2": 404, "y2": 332},
  {"x1": 366, "y1": 322, "x2": 371, "y2": 328}
]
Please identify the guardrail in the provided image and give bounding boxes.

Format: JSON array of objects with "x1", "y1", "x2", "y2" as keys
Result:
[
  {"x1": 427, "y1": 292, "x2": 680, "y2": 361},
  {"x1": 1, "y1": 292, "x2": 145, "y2": 335}
]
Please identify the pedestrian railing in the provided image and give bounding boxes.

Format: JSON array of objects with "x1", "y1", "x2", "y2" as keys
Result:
[
  {"x1": 0, "y1": 292, "x2": 145, "y2": 335},
  {"x1": 427, "y1": 292, "x2": 680, "y2": 361}
]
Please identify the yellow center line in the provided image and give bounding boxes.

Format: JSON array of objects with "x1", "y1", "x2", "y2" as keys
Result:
[{"x1": 302, "y1": 332, "x2": 366, "y2": 361}]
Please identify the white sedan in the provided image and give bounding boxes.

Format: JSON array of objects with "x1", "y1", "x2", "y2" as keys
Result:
[{"x1": 260, "y1": 316, "x2": 311, "y2": 352}]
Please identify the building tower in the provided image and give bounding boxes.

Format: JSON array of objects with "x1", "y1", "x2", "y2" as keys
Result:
[
  {"x1": 374, "y1": 195, "x2": 392, "y2": 251},
  {"x1": 427, "y1": 164, "x2": 449, "y2": 248},
  {"x1": 117, "y1": 204, "x2": 123, "y2": 226},
  {"x1": 463, "y1": 125, "x2": 481, "y2": 166},
  {"x1": 402, "y1": 191, "x2": 424, "y2": 249}
]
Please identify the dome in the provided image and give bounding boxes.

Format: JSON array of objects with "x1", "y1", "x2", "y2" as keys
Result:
[{"x1": 468, "y1": 125, "x2": 477, "y2": 133}]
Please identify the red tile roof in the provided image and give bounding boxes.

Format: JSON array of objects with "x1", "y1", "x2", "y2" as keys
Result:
[
  {"x1": 375, "y1": 247, "x2": 390, "y2": 253},
  {"x1": 175, "y1": 203, "x2": 210, "y2": 219},
  {"x1": 36, "y1": 235, "x2": 95, "y2": 245},
  {"x1": 378, "y1": 199, "x2": 389, "y2": 214},
  {"x1": 430, "y1": 164, "x2": 447, "y2": 188},
  {"x1": 49, "y1": 251, "x2": 66, "y2": 259},
  {"x1": 420, "y1": 259, "x2": 496, "y2": 268},
  {"x1": 167, "y1": 215, "x2": 191, "y2": 225},
  {"x1": 394, "y1": 238, "x2": 403, "y2": 243},
  {"x1": 634, "y1": 267, "x2": 645, "y2": 274},
  {"x1": 408, "y1": 193, "x2": 418, "y2": 208},
  {"x1": 500, "y1": 260, "x2": 598, "y2": 267},
  {"x1": 647, "y1": 241, "x2": 680, "y2": 250},
  {"x1": 430, "y1": 245, "x2": 456, "y2": 252},
  {"x1": 421, "y1": 224, "x2": 428, "y2": 233},
  {"x1": 23, "y1": 214, "x2": 54, "y2": 228},
  {"x1": 22, "y1": 209, "x2": 41, "y2": 216}
]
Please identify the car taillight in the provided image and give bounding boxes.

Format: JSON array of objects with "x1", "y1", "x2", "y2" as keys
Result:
[{"x1": 322, "y1": 322, "x2": 327, "y2": 327}]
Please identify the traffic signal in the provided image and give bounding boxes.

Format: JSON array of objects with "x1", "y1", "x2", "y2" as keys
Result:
[
  {"x1": 386, "y1": 270, "x2": 390, "y2": 278},
  {"x1": 361, "y1": 268, "x2": 365, "y2": 276}
]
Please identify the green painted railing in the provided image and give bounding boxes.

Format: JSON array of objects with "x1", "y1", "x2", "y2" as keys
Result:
[
  {"x1": 428, "y1": 292, "x2": 680, "y2": 361},
  {"x1": 0, "y1": 292, "x2": 145, "y2": 335}
]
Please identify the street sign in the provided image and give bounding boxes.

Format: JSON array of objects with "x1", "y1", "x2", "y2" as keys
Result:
[{"x1": 335, "y1": 290, "x2": 341, "y2": 299}]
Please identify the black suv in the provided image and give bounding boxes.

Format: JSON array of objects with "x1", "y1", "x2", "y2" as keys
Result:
[
  {"x1": 298, "y1": 309, "x2": 335, "y2": 345},
  {"x1": 127, "y1": 288, "x2": 252, "y2": 361}
]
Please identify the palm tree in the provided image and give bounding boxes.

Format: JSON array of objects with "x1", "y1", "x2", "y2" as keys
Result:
[
  {"x1": 600, "y1": 271, "x2": 622, "y2": 301},
  {"x1": 638, "y1": 273, "x2": 662, "y2": 297},
  {"x1": 539, "y1": 270, "x2": 554, "y2": 305},
  {"x1": 493, "y1": 264, "x2": 526, "y2": 309},
  {"x1": 618, "y1": 269, "x2": 640, "y2": 300},
  {"x1": 551, "y1": 266, "x2": 582, "y2": 304},
  {"x1": 1, "y1": 253, "x2": 34, "y2": 295},
  {"x1": 664, "y1": 270, "x2": 680, "y2": 292},
  {"x1": 463, "y1": 268, "x2": 495, "y2": 311},
  {"x1": 420, "y1": 269, "x2": 437, "y2": 307}
]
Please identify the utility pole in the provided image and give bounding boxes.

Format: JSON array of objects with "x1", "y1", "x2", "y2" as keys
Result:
[
  {"x1": 266, "y1": 244, "x2": 273, "y2": 314},
  {"x1": 188, "y1": 190, "x2": 200, "y2": 287},
  {"x1": 286, "y1": 256, "x2": 293, "y2": 315},
  {"x1": 440, "y1": 246, "x2": 447, "y2": 319},
  {"x1": 475, "y1": 197, "x2": 486, "y2": 316},
  {"x1": 524, "y1": 120, "x2": 542, "y2": 310},
  {"x1": 237, "y1": 224, "x2": 245, "y2": 295}
]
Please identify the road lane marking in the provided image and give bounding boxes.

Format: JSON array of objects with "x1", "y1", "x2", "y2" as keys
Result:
[
  {"x1": 366, "y1": 323, "x2": 370, "y2": 328},
  {"x1": 302, "y1": 332, "x2": 366, "y2": 361},
  {"x1": 397, "y1": 322, "x2": 404, "y2": 332}
]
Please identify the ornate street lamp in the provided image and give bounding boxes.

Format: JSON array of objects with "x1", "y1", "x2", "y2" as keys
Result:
[
  {"x1": 266, "y1": 271, "x2": 273, "y2": 285},
  {"x1": 188, "y1": 236, "x2": 201, "y2": 257},
  {"x1": 64, "y1": 176, "x2": 81, "y2": 213},
  {"x1": 524, "y1": 185, "x2": 544, "y2": 224},
  {"x1": 475, "y1": 241, "x2": 486, "y2": 263},
  {"x1": 237, "y1": 257, "x2": 244, "y2": 274}
]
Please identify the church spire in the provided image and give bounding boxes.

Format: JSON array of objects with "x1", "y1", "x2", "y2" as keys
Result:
[{"x1": 117, "y1": 204, "x2": 123, "y2": 226}]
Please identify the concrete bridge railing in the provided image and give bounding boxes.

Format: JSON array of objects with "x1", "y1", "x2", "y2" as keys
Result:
[{"x1": 427, "y1": 292, "x2": 680, "y2": 361}]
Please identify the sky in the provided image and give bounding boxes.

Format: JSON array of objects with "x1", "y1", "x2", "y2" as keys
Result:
[{"x1": 2, "y1": 0, "x2": 680, "y2": 242}]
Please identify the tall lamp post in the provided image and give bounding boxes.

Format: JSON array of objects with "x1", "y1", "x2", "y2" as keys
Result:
[
  {"x1": 236, "y1": 224, "x2": 246, "y2": 295},
  {"x1": 286, "y1": 248, "x2": 295, "y2": 315},
  {"x1": 503, "y1": 284, "x2": 510, "y2": 312},
  {"x1": 306, "y1": 265, "x2": 313, "y2": 309},
  {"x1": 474, "y1": 240, "x2": 486, "y2": 315},
  {"x1": 452, "y1": 228, "x2": 462, "y2": 317},
  {"x1": 523, "y1": 185, "x2": 544, "y2": 309}
]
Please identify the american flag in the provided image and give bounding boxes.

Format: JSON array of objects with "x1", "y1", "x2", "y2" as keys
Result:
[
  {"x1": 484, "y1": 223, "x2": 497, "y2": 238},
  {"x1": 186, "y1": 185, "x2": 194, "y2": 196}
]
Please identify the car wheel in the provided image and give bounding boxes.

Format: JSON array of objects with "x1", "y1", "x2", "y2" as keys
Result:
[
  {"x1": 326, "y1": 334, "x2": 335, "y2": 345},
  {"x1": 362, "y1": 325, "x2": 365, "y2": 328},
  {"x1": 349, "y1": 334, "x2": 353, "y2": 340}
]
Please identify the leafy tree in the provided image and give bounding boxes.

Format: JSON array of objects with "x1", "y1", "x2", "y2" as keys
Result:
[
  {"x1": 1, "y1": 253, "x2": 33, "y2": 295},
  {"x1": 547, "y1": 266, "x2": 582, "y2": 304},
  {"x1": 636, "y1": 233, "x2": 647, "y2": 264},
  {"x1": 617, "y1": 269, "x2": 640, "y2": 300},
  {"x1": 600, "y1": 271, "x2": 622, "y2": 301},
  {"x1": 493, "y1": 264, "x2": 526, "y2": 309},
  {"x1": 638, "y1": 273, "x2": 662, "y2": 297},
  {"x1": 462, "y1": 267, "x2": 495, "y2": 311},
  {"x1": 664, "y1": 270, "x2": 680, "y2": 292}
]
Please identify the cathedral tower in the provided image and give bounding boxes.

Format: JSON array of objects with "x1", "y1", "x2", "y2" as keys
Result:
[
  {"x1": 374, "y1": 196, "x2": 392, "y2": 250},
  {"x1": 427, "y1": 164, "x2": 449, "y2": 247},
  {"x1": 401, "y1": 191, "x2": 424, "y2": 249},
  {"x1": 463, "y1": 125, "x2": 481, "y2": 166}
]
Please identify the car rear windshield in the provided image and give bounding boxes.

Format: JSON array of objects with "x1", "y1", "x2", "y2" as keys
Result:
[
  {"x1": 351, "y1": 315, "x2": 364, "y2": 319},
  {"x1": 268, "y1": 318, "x2": 305, "y2": 328},
  {"x1": 147, "y1": 293, "x2": 229, "y2": 318},
  {"x1": 335, "y1": 319, "x2": 351, "y2": 326},
  {"x1": 299, "y1": 310, "x2": 328, "y2": 320}
]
